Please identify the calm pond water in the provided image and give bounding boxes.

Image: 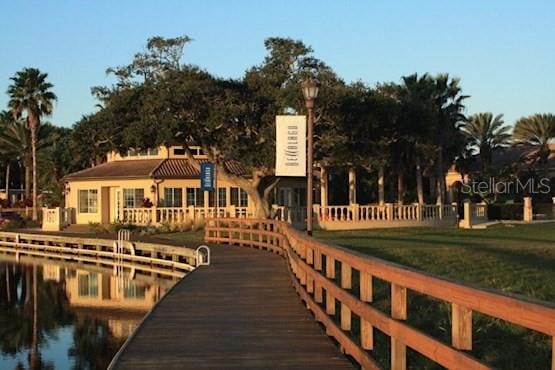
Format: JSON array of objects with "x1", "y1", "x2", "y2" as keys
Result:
[{"x1": 0, "y1": 256, "x2": 178, "y2": 370}]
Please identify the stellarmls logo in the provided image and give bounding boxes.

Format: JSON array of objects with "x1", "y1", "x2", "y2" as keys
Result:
[{"x1": 461, "y1": 178, "x2": 552, "y2": 194}]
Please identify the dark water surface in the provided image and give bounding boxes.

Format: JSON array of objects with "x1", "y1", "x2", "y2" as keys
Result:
[{"x1": 0, "y1": 257, "x2": 178, "y2": 370}]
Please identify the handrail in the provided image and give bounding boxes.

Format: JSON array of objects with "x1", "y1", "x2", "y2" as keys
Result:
[
  {"x1": 205, "y1": 218, "x2": 555, "y2": 370},
  {"x1": 0, "y1": 231, "x2": 199, "y2": 276}
]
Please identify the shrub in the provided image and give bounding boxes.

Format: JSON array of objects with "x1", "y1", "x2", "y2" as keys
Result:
[
  {"x1": 0, "y1": 218, "x2": 25, "y2": 230},
  {"x1": 88, "y1": 222, "x2": 108, "y2": 233},
  {"x1": 487, "y1": 203, "x2": 524, "y2": 220},
  {"x1": 142, "y1": 198, "x2": 154, "y2": 208}
]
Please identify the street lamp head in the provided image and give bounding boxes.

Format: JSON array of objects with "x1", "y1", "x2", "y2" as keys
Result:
[{"x1": 301, "y1": 79, "x2": 319, "y2": 108}]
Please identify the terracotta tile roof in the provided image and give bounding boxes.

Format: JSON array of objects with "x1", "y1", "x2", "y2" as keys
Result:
[
  {"x1": 152, "y1": 159, "x2": 200, "y2": 178},
  {"x1": 198, "y1": 159, "x2": 247, "y2": 177},
  {"x1": 66, "y1": 158, "x2": 247, "y2": 180},
  {"x1": 65, "y1": 159, "x2": 162, "y2": 180}
]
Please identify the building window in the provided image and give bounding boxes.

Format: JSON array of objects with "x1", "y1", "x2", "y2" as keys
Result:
[
  {"x1": 230, "y1": 187, "x2": 248, "y2": 207},
  {"x1": 78, "y1": 189, "x2": 98, "y2": 213},
  {"x1": 218, "y1": 188, "x2": 226, "y2": 207},
  {"x1": 78, "y1": 273, "x2": 98, "y2": 297},
  {"x1": 138, "y1": 148, "x2": 158, "y2": 156},
  {"x1": 173, "y1": 148, "x2": 186, "y2": 156},
  {"x1": 123, "y1": 283, "x2": 146, "y2": 299},
  {"x1": 164, "y1": 188, "x2": 183, "y2": 207},
  {"x1": 123, "y1": 188, "x2": 145, "y2": 208},
  {"x1": 186, "y1": 188, "x2": 204, "y2": 207},
  {"x1": 208, "y1": 188, "x2": 227, "y2": 207}
]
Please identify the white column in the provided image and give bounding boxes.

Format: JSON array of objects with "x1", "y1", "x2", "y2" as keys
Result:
[
  {"x1": 348, "y1": 167, "x2": 357, "y2": 205},
  {"x1": 523, "y1": 197, "x2": 533, "y2": 222},
  {"x1": 320, "y1": 166, "x2": 328, "y2": 207},
  {"x1": 378, "y1": 167, "x2": 385, "y2": 205}
]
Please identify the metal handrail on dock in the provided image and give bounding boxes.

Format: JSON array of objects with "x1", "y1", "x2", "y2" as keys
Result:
[{"x1": 0, "y1": 231, "x2": 199, "y2": 277}]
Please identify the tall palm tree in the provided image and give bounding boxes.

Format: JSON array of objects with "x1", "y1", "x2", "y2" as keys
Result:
[
  {"x1": 513, "y1": 114, "x2": 555, "y2": 165},
  {"x1": 7, "y1": 68, "x2": 57, "y2": 220},
  {"x1": 0, "y1": 119, "x2": 47, "y2": 199},
  {"x1": 460, "y1": 113, "x2": 511, "y2": 170}
]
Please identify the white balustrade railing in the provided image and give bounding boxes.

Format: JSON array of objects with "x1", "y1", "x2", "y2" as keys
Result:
[
  {"x1": 120, "y1": 206, "x2": 253, "y2": 225},
  {"x1": 273, "y1": 206, "x2": 307, "y2": 225},
  {"x1": 472, "y1": 203, "x2": 488, "y2": 220},
  {"x1": 42, "y1": 207, "x2": 74, "y2": 231},
  {"x1": 315, "y1": 203, "x2": 459, "y2": 224},
  {"x1": 359, "y1": 205, "x2": 388, "y2": 221}
]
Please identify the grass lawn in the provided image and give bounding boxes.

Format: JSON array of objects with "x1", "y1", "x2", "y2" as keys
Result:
[
  {"x1": 315, "y1": 223, "x2": 555, "y2": 303},
  {"x1": 154, "y1": 230, "x2": 205, "y2": 247}
]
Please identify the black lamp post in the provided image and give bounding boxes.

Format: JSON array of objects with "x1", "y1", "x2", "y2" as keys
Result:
[{"x1": 301, "y1": 79, "x2": 319, "y2": 236}]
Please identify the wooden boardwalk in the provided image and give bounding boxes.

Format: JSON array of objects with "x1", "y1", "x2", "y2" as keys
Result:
[{"x1": 111, "y1": 244, "x2": 353, "y2": 369}]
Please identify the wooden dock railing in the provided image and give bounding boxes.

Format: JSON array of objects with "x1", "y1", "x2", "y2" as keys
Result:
[{"x1": 205, "y1": 218, "x2": 555, "y2": 370}]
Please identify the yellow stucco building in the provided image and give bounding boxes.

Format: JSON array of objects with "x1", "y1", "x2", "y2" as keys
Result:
[{"x1": 64, "y1": 146, "x2": 253, "y2": 225}]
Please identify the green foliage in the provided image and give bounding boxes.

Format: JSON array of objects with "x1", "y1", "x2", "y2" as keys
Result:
[
  {"x1": 487, "y1": 203, "x2": 524, "y2": 220},
  {"x1": 460, "y1": 113, "x2": 511, "y2": 169},
  {"x1": 513, "y1": 113, "x2": 555, "y2": 165}
]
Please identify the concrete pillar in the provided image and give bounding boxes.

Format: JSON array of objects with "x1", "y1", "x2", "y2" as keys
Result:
[
  {"x1": 523, "y1": 197, "x2": 533, "y2": 222},
  {"x1": 378, "y1": 167, "x2": 385, "y2": 205},
  {"x1": 225, "y1": 187, "x2": 231, "y2": 214},
  {"x1": 348, "y1": 167, "x2": 357, "y2": 205},
  {"x1": 461, "y1": 202, "x2": 472, "y2": 229},
  {"x1": 320, "y1": 166, "x2": 328, "y2": 207}
]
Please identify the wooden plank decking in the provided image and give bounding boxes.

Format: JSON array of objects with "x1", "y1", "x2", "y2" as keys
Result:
[{"x1": 111, "y1": 244, "x2": 353, "y2": 369}]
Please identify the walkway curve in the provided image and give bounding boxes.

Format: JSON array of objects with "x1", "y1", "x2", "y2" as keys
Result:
[{"x1": 110, "y1": 244, "x2": 353, "y2": 369}]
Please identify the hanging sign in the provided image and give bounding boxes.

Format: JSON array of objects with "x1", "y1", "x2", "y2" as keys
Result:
[
  {"x1": 200, "y1": 163, "x2": 215, "y2": 192},
  {"x1": 275, "y1": 115, "x2": 306, "y2": 177}
]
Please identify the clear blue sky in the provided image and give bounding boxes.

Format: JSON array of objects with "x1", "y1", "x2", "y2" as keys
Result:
[{"x1": 1, "y1": 1, "x2": 553, "y2": 127}]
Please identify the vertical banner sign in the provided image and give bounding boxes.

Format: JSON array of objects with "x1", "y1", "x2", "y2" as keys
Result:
[
  {"x1": 200, "y1": 163, "x2": 215, "y2": 192},
  {"x1": 275, "y1": 115, "x2": 306, "y2": 177}
]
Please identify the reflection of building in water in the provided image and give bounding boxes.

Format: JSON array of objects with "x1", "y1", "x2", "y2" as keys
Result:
[
  {"x1": 65, "y1": 269, "x2": 163, "y2": 311},
  {"x1": 43, "y1": 264, "x2": 64, "y2": 282},
  {"x1": 108, "y1": 319, "x2": 140, "y2": 338},
  {"x1": 39, "y1": 265, "x2": 169, "y2": 338}
]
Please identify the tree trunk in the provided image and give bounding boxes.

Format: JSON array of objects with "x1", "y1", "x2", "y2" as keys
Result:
[
  {"x1": 415, "y1": 157, "x2": 424, "y2": 205},
  {"x1": 436, "y1": 150, "x2": 445, "y2": 205},
  {"x1": 4, "y1": 163, "x2": 10, "y2": 206},
  {"x1": 249, "y1": 190, "x2": 271, "y2": 219},
  {"x1": 378, "y1": 166, "x2": 385, "y2": 205},
  {"x1": 25, "y1": 267, "x2": 31, "y2": 302},
  {"x1": 5, "y1": 266, "x2": 10, "y2": 303},
  {"x1": 397, "y1": 172, "x2": 405, "y2": 205},
  {"x1": 25, "y1": 162, "x2": 31, "y2": 200},
  {"x1": 216, "y1": 165, "x2": 279, "y2": 219},
  {"x1": 429, "y1": 174, "x2": 436, "y2": 200},
  {"x1": 30, "y1": 119, "x2": 38, "y2": 220},
  {"x1": 30, "y1": 264, "x2": 39, "y2": 369}
]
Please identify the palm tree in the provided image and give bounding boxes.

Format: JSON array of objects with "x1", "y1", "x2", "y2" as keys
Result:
[
  {"x1": 513, "y1": 114, "x2": 555, "y2": 165},
  {"x1": 0, "y1": 119, "x2": 49, "y2": 199},
  {"x1": 7, "y1": 68, "x2": 57, "y2": 220},
  {"x1": 460, "y1": 113, "x2": 511, "y2": 170}
]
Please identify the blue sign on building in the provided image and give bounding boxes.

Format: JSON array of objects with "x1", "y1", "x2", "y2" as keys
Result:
[{"x1": 200, "y1": 163, "x2": 215, "y2": 192}]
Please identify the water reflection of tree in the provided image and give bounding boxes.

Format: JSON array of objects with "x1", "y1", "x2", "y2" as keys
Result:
[
  {"x1": 69, "y1": 317, "x2": 125, "y2": 370},
  {"x1": 1, "y1": 263, "x2": 73, "y2": 370}
]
